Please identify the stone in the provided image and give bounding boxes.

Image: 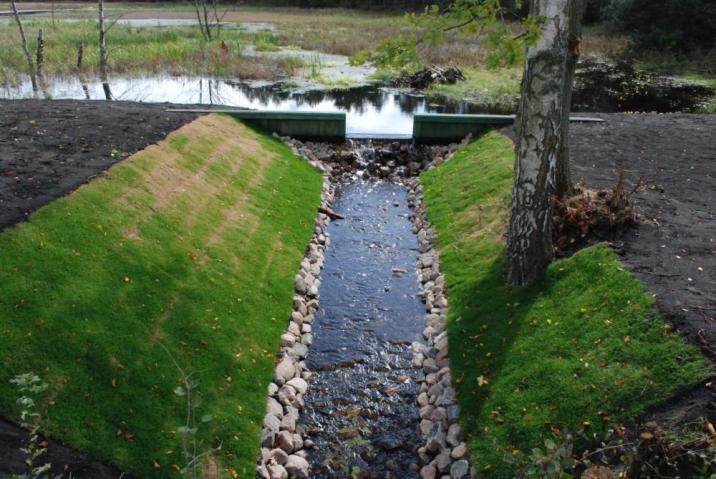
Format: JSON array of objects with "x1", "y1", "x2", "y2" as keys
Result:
[
  {"x1": 288, "y1": 342, "x2": 309, "y2": 359},
  {"x1": 261, "y1": 429, "x2": 275, "y2": 448},
  {"x1": 426, "y1": 425, "x2": 446, "y2": 453},
  {"x1": 268, "y1": 382, "x2": 279, "y2": 396},
  {"x1": 274, "y1": 357, "x2": 295, "y2": 386},
  {"x1": 301, "y1": 323, "x2": 311, "y2": 334},
  {"x1": 295, "y1": 277, "x2": 309, "y2": 295},
  {"x1": 435, "y1": 449, "x2": 452, "y2": 473},
  {"x1": 280, "y1": 333, "x2": 296, "y2": 348},
  {"x1": 450, "y1": 442, "x2": 468, "y2": 460},
  {"x1": 275, "y1": 430, "x2": 294, "y2": 453},
  {"x1": 280, "y1": 414, "x2": 296, "y2": 433},
  {"x1": 423, "y1": 357, "x2": 439, "y2": 373},
  {"x1": 292, "y1": 433, "x2": 303, "y2": 451},
  {"x1": 288, "y1": 321, "x2": 301, "y2": 337},
  {"x1": 287, "y1": 377, "x2": 309, "y2": 395},
  {"x1": 278, "y1": 385, "x2": 298, "y2": 407},
  {"x1": 420, "y1": 464, "x2": 437, "y2": 479},
  {"x1": 263, "y1": 413, "x2": 281, "y2": 433},
  {"x1": 256, "y1": 464, "x2": 270, "y2": 479},
  {"x1": 418, "y1": 391, "x2": 429, "y2": 407},
  {"x1": 291, "y1": 311, "x2": 304, "y2": 325},
  {"x1": 450, "y1": 460, "x2": 470, "y2": 479},
  {"x1": 267, "y1": 397, "x2": 283, "y2": 417},
  {"x1": 303, "y1": 438, "x2": 315, "y2": 449},
  {"x1": 420, "y1": 419, "x2": 433, "y2": 436},
  {"x1": 268, "y1": 464, "x2": 287, "y2": 479},
  {"x1": 269, "y1": 448, "x2": 289, "y2": 465},
  {"x1": 301, "y1": 333, "x2": 313, "y2": 346},
  {"x1": 446, "y1": 423, "x2": 461, "y2": 447},
  {"x1": 447, "y1": 405, "x2": 461, "y2": 424},
  {"x1": 285, "y1": 455, "x2": 310, "y2": 479}
]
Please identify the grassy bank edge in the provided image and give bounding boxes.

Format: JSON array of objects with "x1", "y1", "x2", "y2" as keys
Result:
[
  {"x1": 0, "y1": 114, "x2": 323, "y2": 477},
  {"x1": 420, "y1": 131, "x2": 711, "y2": 477}
]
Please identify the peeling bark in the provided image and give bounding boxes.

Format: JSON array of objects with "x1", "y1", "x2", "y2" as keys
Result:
[
  {"x1": 555, "y1": 0, "x2": 587, "y2": 199},
  {"x1": 506, "y1": 0, "x2": 579, "y2": 287}
]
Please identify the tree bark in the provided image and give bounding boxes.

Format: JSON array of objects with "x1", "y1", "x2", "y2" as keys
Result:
[
  {"x1": 10, "y1": 0, "x2": 38, "y2": 93},
  {"x1": 98, "y1": 0, "x2": 112, "y2": 100},
  {"x1": 35, "y1": 28, "x2": 45, "y2": 82},
  {"x1": 506, "y1": 0, "x2": 577, "y2": 287},
  {"x1": 555, "y1": 0, "x2": 587, "y2": 199}
]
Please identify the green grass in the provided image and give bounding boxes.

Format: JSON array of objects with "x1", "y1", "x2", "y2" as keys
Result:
[
  {"x1": 427, "y1": 67, "x2": 521, "y2": 112},
  {"x1": 0, "y1": 114, "x2": 323, "y2": 478},
  {"x1": 420, "y1": 132, "x2": 711, "y2": 477}
]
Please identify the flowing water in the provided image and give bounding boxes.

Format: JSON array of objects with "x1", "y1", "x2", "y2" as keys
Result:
[{"x1": 302, "y1": 179, "x2": 425, "y2": 478}]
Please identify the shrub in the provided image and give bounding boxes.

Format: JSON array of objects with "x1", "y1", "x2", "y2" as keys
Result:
[{"x1": 606, "y1": 0, "x2": 716, "y2": 52}]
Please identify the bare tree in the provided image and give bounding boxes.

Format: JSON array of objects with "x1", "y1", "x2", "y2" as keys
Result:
[
  {"x1": 98, "y1": 0, "x2": 112, "y2": 100},
  {"x1": 506, "y1": 0, "x2": 584, "y2": 287},
  {"x1": 35, "y1": 29, "x2": 45, "y2": 84},
  {"x1": 10, "y1": 0, "x2": 38, "y2": 93},
  {"x1": 192, "y1": 0, "x2": 228, "y2": 41}
]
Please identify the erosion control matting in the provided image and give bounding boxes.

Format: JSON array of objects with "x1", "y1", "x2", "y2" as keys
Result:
[{"x1": 0, "y1": 99, "x2": 200, "y2": 231}]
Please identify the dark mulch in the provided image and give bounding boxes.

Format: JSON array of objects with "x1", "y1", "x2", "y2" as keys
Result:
[{"x1": 0, "y1": 99, "x2": 201, "y2": 231}]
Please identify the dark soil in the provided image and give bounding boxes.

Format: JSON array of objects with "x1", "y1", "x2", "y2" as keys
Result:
[
  {"x1": 0, "y1": 418, "x2": 130, "y2": 479},
  {"x1": 0, "y1": 99, "x2": 200, "y2": 231},
  {"x1": 568, "y1": 113, "x2": 715, "y2": 361},
  {"x1": 506, "y1": 112, "x2": 716, "y2": 433}
]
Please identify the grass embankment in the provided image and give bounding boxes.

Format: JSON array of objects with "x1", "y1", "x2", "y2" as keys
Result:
[
  {"x1": 0, "y1": 20, "x2": 301, "y2": 85},
  {"x1": 421, "y1": 132, "x2": 710, "y2": 477},
  {"x1": 0, "y1": 114, "x2": 323, "y2": 477}
]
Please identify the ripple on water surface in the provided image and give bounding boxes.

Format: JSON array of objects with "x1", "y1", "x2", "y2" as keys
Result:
[{"x1": 303, "y1": 180, "x2": 425, "y2": 478}]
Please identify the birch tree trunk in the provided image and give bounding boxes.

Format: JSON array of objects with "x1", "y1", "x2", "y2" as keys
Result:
[
  {"x1": 10, "y1": 0, "x2": 37, "y2": 93},
  {"x1": 506, "y1": 0, "x2": 578, "y2": 287},
  {"x1": 555, "y1": 0, "x2": 587, "y2": 199}
]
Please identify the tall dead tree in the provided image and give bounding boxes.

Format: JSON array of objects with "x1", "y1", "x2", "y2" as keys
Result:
[
  {"x1": 506, "y1": 0, "x2": 583, "y2": 287},
  {"x1": 35, "y1": 29, "x2": 45, "y2": 83},
  {"x1": 10, "y1": 0, "x2": 38, "y2": 93},
  {"x1": 98, "y1": 0, "x2": 112, "y2": 100}
]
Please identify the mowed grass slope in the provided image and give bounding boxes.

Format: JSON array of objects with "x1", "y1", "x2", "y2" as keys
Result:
[
  {"x1": 0, "y1": 114, "x2": 323, "y2": 477},
  {"x1": 421, "y1": 132, "x2": 710, "y2": 477}
]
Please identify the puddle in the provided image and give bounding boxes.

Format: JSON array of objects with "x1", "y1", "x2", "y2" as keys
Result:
[{"x1": 301, "y1": 179, "x2": 424, "y2": 477}]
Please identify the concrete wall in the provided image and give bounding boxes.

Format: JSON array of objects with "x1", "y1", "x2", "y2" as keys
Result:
[
  {"x1": 227, "y1": 111, "x2": 346, "y2": 141},
  {"x1": 413, "y1": 113, "x2": 516, "y2": 143}
]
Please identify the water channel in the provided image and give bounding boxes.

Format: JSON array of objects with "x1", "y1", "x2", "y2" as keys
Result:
[{"x1": 302, "y1": 180, "x2": 424, "y2": 477}]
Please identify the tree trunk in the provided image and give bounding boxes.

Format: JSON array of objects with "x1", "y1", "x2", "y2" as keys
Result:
[
  {"x1": 555, "y1": 0, "x2": 587, "y2": 199},
  {"x1": 506, "y1": 0, "x2": 577, "y2": 287},
  {"x1": 98, "y1": 0, "x2": 112, "y2": 100},
  {"x1": 10, "y1": 0, "x2": 38, "y2": 93},
  {"x1": 35, "y1": 28, "x2": 45, "y2": 82}
]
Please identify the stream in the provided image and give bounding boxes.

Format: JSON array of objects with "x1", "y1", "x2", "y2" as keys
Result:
[{"x1": 302, "y1": 179, "x2": 424, "y2": 478}]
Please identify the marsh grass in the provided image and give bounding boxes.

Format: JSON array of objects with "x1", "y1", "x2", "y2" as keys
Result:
[
  {"x1": 421, "y1": 132, "x2": 711, "y2": 478},
  {"x1": 0, "y1": 20, "x2": 294, "y2": 84}
]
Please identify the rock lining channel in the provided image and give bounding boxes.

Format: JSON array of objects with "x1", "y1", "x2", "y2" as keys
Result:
[{"x1": 256, "y1": 137, "x2": 477, "y2": 479}]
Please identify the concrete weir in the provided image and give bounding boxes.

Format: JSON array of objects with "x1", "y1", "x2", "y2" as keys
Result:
[{"x1": 169, "y1": 109, "x2": 604, "y2": 143}]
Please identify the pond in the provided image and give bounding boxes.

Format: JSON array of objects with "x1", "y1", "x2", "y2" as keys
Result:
[{"x1": 0, "y1": 76, "x2": 491, "y2": 137}]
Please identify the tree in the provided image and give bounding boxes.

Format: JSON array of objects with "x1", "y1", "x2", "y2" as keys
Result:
[
  {"x1": 10, "y1": 0, "x2": 38, "y2": 93},
  {"x1": 357, "y1": 0, "x2": 585, "y2": 285},
  {"x1": 506, "y1": 0, "x2": 585, "y2": 286}
]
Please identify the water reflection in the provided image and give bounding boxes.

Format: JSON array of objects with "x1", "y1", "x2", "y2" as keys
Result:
[{"x1": 1, "y1": 75, "x2": 491, "y2": 136}]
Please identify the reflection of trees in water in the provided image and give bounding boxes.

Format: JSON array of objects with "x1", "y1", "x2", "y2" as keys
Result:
[{"x1": 223, "y1": 81, "x2": 435, "y2": 114}]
